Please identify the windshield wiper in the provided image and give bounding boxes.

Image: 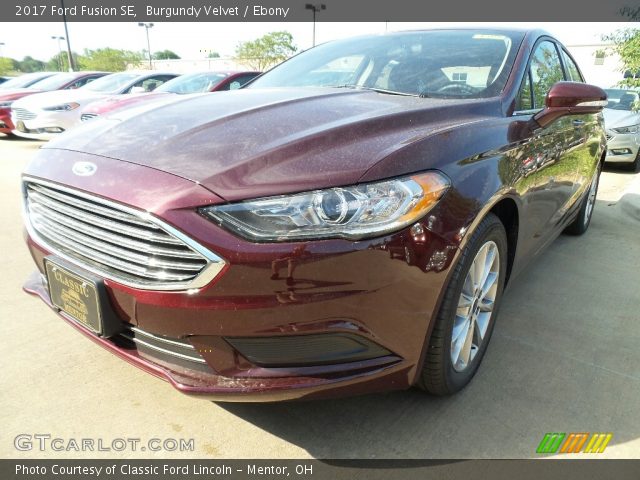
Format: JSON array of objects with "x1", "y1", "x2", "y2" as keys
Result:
[{"x1": 328, "y1": 84, "x2": 418, "y2": 97}]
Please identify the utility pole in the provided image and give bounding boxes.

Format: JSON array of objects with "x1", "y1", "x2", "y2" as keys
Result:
[
  {"x1": 51, "y1": 36, "x2": 65, "y2": 71},
  {"x1": 60, "y1": 0, "x2": 75, "y2": 71},
  {"x1": 138, "y1": 23, "x2": 155, "y2": 69},
  {"x1": 305, "y1": 4, "x2": 326, "y2": 47}
]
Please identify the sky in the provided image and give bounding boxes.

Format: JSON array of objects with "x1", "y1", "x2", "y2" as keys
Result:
[{"x1": 0, "y1": 22, "x2": 632, "y2": 61}]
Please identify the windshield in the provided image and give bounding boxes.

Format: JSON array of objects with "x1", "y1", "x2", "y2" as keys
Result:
[
  {"x1": 0, "y1": 72, "x2": 54, "y2": 90},
  {"x1": 27, "y1": 73, "x2": 79, "y2": 91},
  {"x1": 604, "y1": 89, "x2": 639, "y2": 111},
  {"x1": 157, "y1": 72, "x2": 228, "y2": 94},
  {"x1": 81, "y1": 72, "x2": 139, "y2": 93},
  {"x1": 249, "y1": 30, "x2": 522, "y2": 98}
]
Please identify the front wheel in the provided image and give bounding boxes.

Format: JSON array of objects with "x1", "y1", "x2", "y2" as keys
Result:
[{"x1": 417, "y1": 213, "x2": 507, "y2": 395}]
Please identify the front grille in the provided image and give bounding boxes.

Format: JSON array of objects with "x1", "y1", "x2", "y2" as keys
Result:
[
  {"x1": 13, "y1": 107, "x2": 37, "y2": 120},
  {"x1": 81, "y1": 113, "x2": 99, "y2": 122},
  {"x1": 25, "y1": 179, "x2": 226, "y2": 290}
]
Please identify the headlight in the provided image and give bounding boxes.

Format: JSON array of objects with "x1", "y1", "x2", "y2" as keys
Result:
[
  {"x1": 0, "y1": 101, "x2": 13, "y2": 108},
  {"x1": 612, "y1": 124, "x2": 640, "y2": 134},
  {"x1": 42, "y1": 102, "x2": 80, "y2": 112},
  {"x1": 201, "y1": 171, "x2": 450, "y2": 241}
]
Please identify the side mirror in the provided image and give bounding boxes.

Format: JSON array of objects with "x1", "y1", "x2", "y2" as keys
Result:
[
  {"x1": 533, "y1": 81, "x2": 607, "y2": 129},
  {"x1": 129, "y1": 86, "x2": 146, "y2": 94}
]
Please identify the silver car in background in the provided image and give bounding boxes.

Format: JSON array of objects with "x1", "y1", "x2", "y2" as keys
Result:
[{"x1": 603, "y1": 88, "x2": 640, "y2": 171}]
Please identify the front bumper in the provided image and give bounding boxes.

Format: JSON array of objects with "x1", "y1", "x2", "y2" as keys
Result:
[
  {"x1": 22, "y1": 150, "x2": 459, "y2": 401},
  {"x1": 0, "y1": 107, "x2": 13, "y2": 134},
  {"x1": 604, "y1": 130, "x2": 640, "y2": 163},
  {"x1": 11, "y1": 109, "x2": 78, "y2": 140}
]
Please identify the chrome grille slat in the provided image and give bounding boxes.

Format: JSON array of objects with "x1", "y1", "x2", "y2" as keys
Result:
[
  {"x1": 32, "y1": 221, "x2": 195, "y2": 281},
  {"x1": 81, "y1": 113, "x2": 99, "y2": 121},
  {"x1": 24, "y1": 179, "x2": 226, "y2": 290},
  {"x1": 13, "y1": 107, "x2": 37, "y2": 120},
  {"x1": 119, "y1": 329, "x2": 207, "y2": 364},
  {"x1": 31, "y1": 213, "x2": 205, "y2": 272},
  {"x1": 29, "y1": 183, "x2": 155, "y2": 228},
  {"x1": 28, "y1": 201, "x2": 202, "y2": 260},
  {"x1": 28, "y1": 189, "x2": 183, "y2": 245}
]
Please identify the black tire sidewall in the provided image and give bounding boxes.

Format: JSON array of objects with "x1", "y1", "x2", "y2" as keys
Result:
[{"x1": 440, "y1": 215, "x2": 508, "y2": 393}]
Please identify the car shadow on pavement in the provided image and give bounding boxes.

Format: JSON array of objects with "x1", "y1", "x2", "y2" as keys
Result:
[{"x1": 216, "y1": 196, "x2": 640, "y2": 459}]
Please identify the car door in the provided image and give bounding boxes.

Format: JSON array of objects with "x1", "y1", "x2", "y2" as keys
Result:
[
  {"x1": 558, "y1": 47, "x2": 603, "y2": 199},
  {"x1": 512, "y1": 40, "x2": 579, "y2": 256}
]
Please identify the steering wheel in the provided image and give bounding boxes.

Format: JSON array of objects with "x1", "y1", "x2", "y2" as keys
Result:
[{"x1": 435, "y1": 81, "x2": 478, "y2": 95}]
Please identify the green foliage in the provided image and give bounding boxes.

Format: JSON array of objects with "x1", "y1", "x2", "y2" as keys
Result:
[
  {"x1": 153, "y1": 50, "x2": 180, "y2": 60},
  {"x1": 235, "y1": 31, "x2": 297, "y2": 71},
  {"x1": 0, "y1": 57, "x2": 17, "y2": 75},
  {"x1": 207, "y1": 51, "x2": 220, "y2": 58},
  {"x1": 603, "y1": 28, "x2": 640, "y2": 88},
  {"x1": 46, "y1": 52, "x2": 84, "y2": 72},
  {"x1": 79, "y1": 48, "x2": 143, "y2": 72},
  {"x1": 17, "y1": 56, "x2": 46, "y2": 73}
]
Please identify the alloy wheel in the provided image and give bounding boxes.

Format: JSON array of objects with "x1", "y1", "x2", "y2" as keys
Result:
[{"x1": 450, "y1": 240, "x2": 500, "y2": 372}]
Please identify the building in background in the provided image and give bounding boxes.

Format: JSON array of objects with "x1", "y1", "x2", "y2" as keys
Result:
[{"x1": 565, "y1": 42, "x2": 623, "y2": 88}]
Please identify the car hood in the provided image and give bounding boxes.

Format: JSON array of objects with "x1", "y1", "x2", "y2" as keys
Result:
[
  {"x1": 44, "y1": 88, "x2": 500, "y2": 201},
  {"x1": 0, "y1": 88, "x2": 44, "y2": 102},
  {"x1": 13, "y1": 89, "x2": 109, "y2": 109},
  {"x1": 603, "y1": 108, "x2": 640, "y2": 129}
]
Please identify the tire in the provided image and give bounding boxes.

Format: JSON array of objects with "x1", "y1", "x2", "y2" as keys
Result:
[
  {"x1": 417, "y1": 213, "x2": 507, "y2": 395},
  {"x1": 629, "y1": 150, "x2": 640, "y2": 173},
  {"x1": 564, "y1": 161, "x2": 602, "y2": 236}
]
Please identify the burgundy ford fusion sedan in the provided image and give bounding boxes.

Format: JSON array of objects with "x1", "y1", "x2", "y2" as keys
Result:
[{"x1": 22, "y1": 29, "x2": 607, "y2": 401}]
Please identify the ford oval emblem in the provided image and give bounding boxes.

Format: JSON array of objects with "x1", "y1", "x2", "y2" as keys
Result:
[{"x1": 72, "y1": 161, "x2": 97, "y2": 176}]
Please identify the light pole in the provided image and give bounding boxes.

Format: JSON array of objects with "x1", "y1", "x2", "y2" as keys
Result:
[
  {"x1": 138, "y1": 22, "x2": 154, "y2": 69},
  {"x1": 60, "y1": 0, "x2": 74, "y2": 71},
  {"x1": 305, "y1": 4, "x2": 326, "y2": 47},
  {"x1": 51, "y1": 36, "x2": 65, "y2": 71}
]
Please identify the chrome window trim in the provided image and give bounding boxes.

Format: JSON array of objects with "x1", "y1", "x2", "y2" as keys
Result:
[{"x1": 23, "y1": 176, "x2": 227, "y2": 291}]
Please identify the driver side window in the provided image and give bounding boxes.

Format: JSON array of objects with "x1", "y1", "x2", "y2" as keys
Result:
[
  {"x1": 517, "y1": 41, "x2": 565, "y2": 111},
  {"x1": 530, "y1": 41, "x2": 565, "y2": 109}
]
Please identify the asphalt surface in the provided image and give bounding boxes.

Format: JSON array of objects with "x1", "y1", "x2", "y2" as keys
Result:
[{"x1": 1, "y1": 136, "x2": 639, "y2": 459}]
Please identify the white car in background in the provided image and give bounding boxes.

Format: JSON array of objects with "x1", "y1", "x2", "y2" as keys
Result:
[
  {"x1": 603, "y1": 88, "x2": 640, "y2": 171},
  {"x1": 10, "y1": 71, "x2": 179, "y2": 140}
]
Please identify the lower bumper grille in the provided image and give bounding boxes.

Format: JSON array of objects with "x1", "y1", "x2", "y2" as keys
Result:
[{"x1": 117, "y1": 326, "x2": 210, "y2": 371}]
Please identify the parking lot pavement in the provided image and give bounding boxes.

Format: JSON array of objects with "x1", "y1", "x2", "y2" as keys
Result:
[{"x1": 1, "y1": 136, "x2": 639, "y2": 459}]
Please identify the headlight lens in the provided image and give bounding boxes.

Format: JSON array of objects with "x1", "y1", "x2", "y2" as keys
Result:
[
  {"x1": 612, "y1": 124, "x2": 640, "y2": 134},
  {"x1": 0, "y1": 101, "x2": 13, "y2": 108},
  {"x1": 42, "y1": 102, "x2": 80, "y2": 112},
  {"x1": 201, "y1": 171, "x2": 450, "y2": 241}
]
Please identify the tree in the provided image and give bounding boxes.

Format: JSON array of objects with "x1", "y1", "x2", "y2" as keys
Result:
[
  {"x1": 0, "y1": 57, "x2": 17, "y2": 75},
  {"x1": 47, "y1": 52, "x2": 84, "y2": 72},
  {"x1": 604, "y1": 28, "x2": 640, "y2": 88},
  {"x1": 79, "y1": 48, "x2": 143, "y2": 72},
  {"x1": 17, "y1": 56, "x2": 46, "y2": 73},
  {"x1": 153, "y1": 50, "x2": 180, "y2": 60},
  {"x1": 235, "y1": 31, "x2": 297, "y2": 71},
  {"x1": 207, "y1": 51, "x2": 220, "y2": 58}
]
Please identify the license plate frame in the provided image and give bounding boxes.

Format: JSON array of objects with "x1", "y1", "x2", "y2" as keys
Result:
[{"x1": 45, "y1": 258, "x2": 103, "y2": 334}]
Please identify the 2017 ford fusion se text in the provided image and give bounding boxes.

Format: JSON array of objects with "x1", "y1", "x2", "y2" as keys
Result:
[{"x1": 22, "y1": 29, "x2": 607, "y2": 401}]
